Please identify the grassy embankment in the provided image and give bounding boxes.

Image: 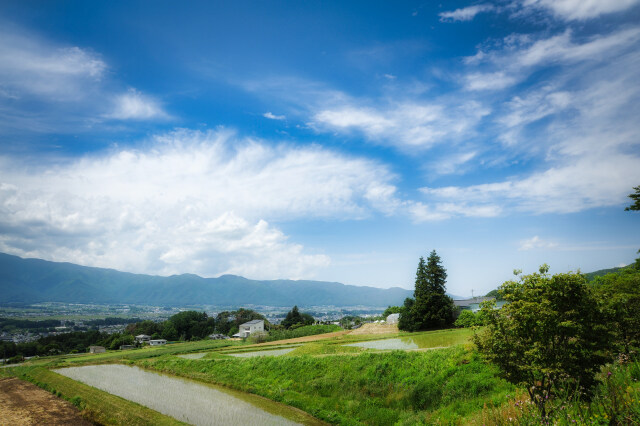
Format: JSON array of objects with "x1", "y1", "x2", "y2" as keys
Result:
[
  {"x1": 141, "y1": 343, "x2": 513, "y2": 425},
  {"x1": 9, "y1": 324, "x2": 639, "y2": 425},
  {"x1": 118, "y1": 327, "x2": 506, "y2": 425},
  {"x1": 4, "y1": 327, "x2": 495, "y2": 425}
]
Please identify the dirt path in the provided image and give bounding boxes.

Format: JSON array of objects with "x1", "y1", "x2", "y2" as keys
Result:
[
  {"x1": 0, "y1": 377, "x2": 91, "y2": 426},
  {"x1": 246, "y1": 330, "x2": 350, "y2": 347},
  {"x1": 348, "y1": 322, "x2": 399, "y2": 335}
]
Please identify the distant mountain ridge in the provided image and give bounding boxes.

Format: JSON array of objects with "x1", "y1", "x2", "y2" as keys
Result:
[{"x1": 0, "y1": 252, "x2": 415, "y2": 307}]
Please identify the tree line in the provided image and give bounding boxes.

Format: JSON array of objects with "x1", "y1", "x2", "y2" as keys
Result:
[{"x1": 2, "y1": 305, "x2": 318, "y2": 361}]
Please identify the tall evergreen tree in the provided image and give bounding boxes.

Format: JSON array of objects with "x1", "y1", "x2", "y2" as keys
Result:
[
  {"x1": 414, "y1": 256, "x2": 428, "y2": 301},
  {"x1": 425, "y1": 250, "x2": 447, "y2": 294},
  {"x1": 399, "y1": 250, "x2": 456, "y2": 331}
]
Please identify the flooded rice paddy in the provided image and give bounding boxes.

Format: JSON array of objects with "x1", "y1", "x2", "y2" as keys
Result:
[
  {"x1": 227, "y1": 347, "x2": 296, "y2": 358},
  {"x1": 177, "y1": 352, "x2": 207, "y2": 359},
  {"x1": 343, "y1": 330, "x2": 472, "y2": 351},
  {"x1": 55, "y1": 364, "x2": 310, "y2": 425}
]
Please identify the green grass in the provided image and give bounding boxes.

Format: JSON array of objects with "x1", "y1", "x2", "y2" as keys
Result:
[
  {"x1": 3, "y1": 365, "x2": 186, "y2": 425},
  {"x1": 55, "y1": 338, "x2": 240, "y2": 365},
  {"x1": 139, "y1": 344, "x2": 515, "y2": 425},
  {"x1": 263, "y1": 324, "x2": 342, "y2": 342},
  {"x1": 3, "y1": 326, "x2": 515, "y2": 425}
]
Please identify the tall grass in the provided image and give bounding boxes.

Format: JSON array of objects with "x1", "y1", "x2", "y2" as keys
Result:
[
  {"x1": 262, "y1": 324, "x2": 342, "y2": 342},
  {"x1": 141, "y1": 345, "x2": 514, "y2": 425},
  {"x1": 477, "y1": 357, "x2": 640, "y2": 425}
]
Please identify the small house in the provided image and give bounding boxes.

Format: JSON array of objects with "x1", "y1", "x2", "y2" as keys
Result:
[
  {"x1": 135, "y1": 334, "x2": 151, "y2": 343},
  {"x1": 233, "y1": 320, "x2": 265, "y2": 338},
  {"x1": 119, "y1": 345, "x2": 135, "y2": 350},
  {"x1": 386, "y1": 313, "x2": 400, "y2": 324},
  {"x1": 453, "y1": 297, "x2": 506, "y2": 312},
  {"x1": 89, "y1": 345, "x2": 105, "y2": 354},
  {"x1": 149, "y1": 339, "x2": 167, "y2": 346}
]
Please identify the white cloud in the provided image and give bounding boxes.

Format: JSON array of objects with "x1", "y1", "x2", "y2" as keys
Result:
[
  {"x1": 107, "y1": 89, "x2": 168, "y2": 120},
  {"x1": 422, "y1": 41, "x2": 640, "y2": 216},
  {"x1": 407, "y1": 200, "x2": 502, "y2": 222},
  {"x1": 522, "y1": 0, "x2": 640, "y2": 21},
  {"x1": 313, "y1": 100, "x2": 490, "y2": 150},
  {"x1": 431, "y1": 151, "x2": 478, "y2": 175},
  {"x1": 464, "y1": 27, "x2": 640, "y2": 91},
  {"x1": 422, "y1": 151, "x2": 640, "y2": 214},
  {"x1": 518, "y1": 236, "x2": 558, "y2": 251},
  {"x1": 0, "y1": 25, "x2": 171, "y2": 134},
  {"x1": 0, "y1": 129, "x2": 402, "y2": 278},
  {"x1": 464, "y1": 72, "x2": 518, "y2": 91},
  {"x1": 439, "y1": 4, "x2": 495, "y2": 22},
  {"x1": 263, "y1": 111, "x2": 286, "y2": 120},
  {"x1": 0, "y1": 28, "x2": 106, "y2": 100}
]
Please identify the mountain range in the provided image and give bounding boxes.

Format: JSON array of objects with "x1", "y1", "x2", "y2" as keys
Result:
[{"x1": 0, "y1": 252, "x2": 419, "y2": 307}]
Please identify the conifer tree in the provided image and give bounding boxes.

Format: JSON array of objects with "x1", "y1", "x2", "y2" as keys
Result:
[
  {"x1": 425, "y1": 250, "x2": 447, "y2": 294},
  {"x1": 399, "y1": 250, "x2": 456, "y2": 331},
  {"x1": 413, "y1": 256, "x2": 428, "y2": 301}
]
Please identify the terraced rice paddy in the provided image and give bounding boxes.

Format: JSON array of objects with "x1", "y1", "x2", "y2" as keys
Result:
[
  {"x1": 227, "y1": 347, "x2": 297, "y2": 358},
  {"x1": 343, "y1": 328, "x2": 472, "y2": 350},
  {"x1": 176, "y1": 352, "x2": 207, "y2": 359},
  {"x1": 55, "y1": 364, "x2": 303, "y2": 425}
]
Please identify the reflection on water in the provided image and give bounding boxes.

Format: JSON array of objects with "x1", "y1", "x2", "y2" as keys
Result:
[
  {"x1": 227, "y1": 347, "x2": 296, "y2": 358},
  {"x1": 55, "y1": 364, "x2": 300, "y2": 425},
  {"x1": 177, "y1": 352, "x2": 207, "y2": 359},
  {"x1": 343, "y1": 330, "x2": 471, "y2": 351}
]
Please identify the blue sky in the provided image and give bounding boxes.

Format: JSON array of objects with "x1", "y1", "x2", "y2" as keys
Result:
[{"x1": 1, "y1": 0, "x2": 639, "y2": 297}]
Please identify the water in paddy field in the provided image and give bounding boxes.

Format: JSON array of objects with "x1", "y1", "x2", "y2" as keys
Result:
[
  {"x1": 55, "y1": 364, "x2": 306, "y2": 425},
  {"x1": 227, "y1": 347, "x2": 297, "y2": 358},
  {"x1": 176, "y1": 352, "x2": 207, "y2": 359},
  {"x1": 343, "y1": 330, "x2": 472, "y2": 350}
]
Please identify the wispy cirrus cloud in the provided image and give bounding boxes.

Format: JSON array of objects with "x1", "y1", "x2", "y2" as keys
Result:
[
  {"x1": 0, "y1": 27, "x2": 106, "y2": 101},
  {"x1": 312, "y1": 100, "x2": 490, "y2": 151},
  {"x1": 463, "y1": 27, "x2": 640, "y2": 91},
  {"x1": 0, "y1": 25, "x2": 170, "y2": 136},
  {"x1": 439, "y1": 4, "x2": 495, "y2": 22},
  {"x1": 520, "y1": 0, "x2": 640, "y2": 21}
]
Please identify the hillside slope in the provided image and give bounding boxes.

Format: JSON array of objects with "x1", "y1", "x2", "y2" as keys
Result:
[{"x1": 0, "y1": 253, "x2": 413, "y2": 307}]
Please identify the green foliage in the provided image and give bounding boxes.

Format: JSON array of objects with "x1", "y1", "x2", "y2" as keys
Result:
[
  {"x1": 215, "y1": 309, "x2": 266, "y2": 336},
  {"x1": 125, "y1": 320, "x2": 163, "y2": 337},
  {"x1": 166, "y1": 311, "x2": 214, "y2": 341},
  {"x1": 454, "y1": 310, "x2": 483, "y2": 328},
  {"x1": 399, "y1": 250, "x2": 455, "y2": 331},
  {"x1": 264, "y1": 324, "x2": 340, "y2": 342},
  {"x1": 484, "y1": 289, "x2": 505, "y2": 301},
  {"x1": 382, "y1": 306, "x2": 402, "y2": 317},
  {"x1": 145, "y1": 345, "x2": 514, "y2": 425},
  {"x1": 281, "y1": 306, "x2": 314, "y2": 329},
  {"x1": 480, "y1": 357, "x2": 640, "y2": 424},
  {"x1": 247, "y1": 331, "x2": 269, "y2": 344},
  {"x1": 0, "y1": 317, "x2": 60, "y2": 333},
  {"x1": 475, "y1": 268, "x2": 610, "y2": 417},
  {"x1": 592, "y1": 267, "x2": 640, "y2": 353},
  {"x1": 625, "y1": 185, "x2": 640, "y2": 211}
]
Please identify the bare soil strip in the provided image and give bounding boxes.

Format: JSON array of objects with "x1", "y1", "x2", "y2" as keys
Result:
[
  {"x1": 245, "y1": 330, "x2": 350, "y2": 347},
  {"x1": 348, "y1": 322, "x2": 399, "y2": 335},
  {"x1": 0, "y1": 377, "x2": 91, "y2": 426}
]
